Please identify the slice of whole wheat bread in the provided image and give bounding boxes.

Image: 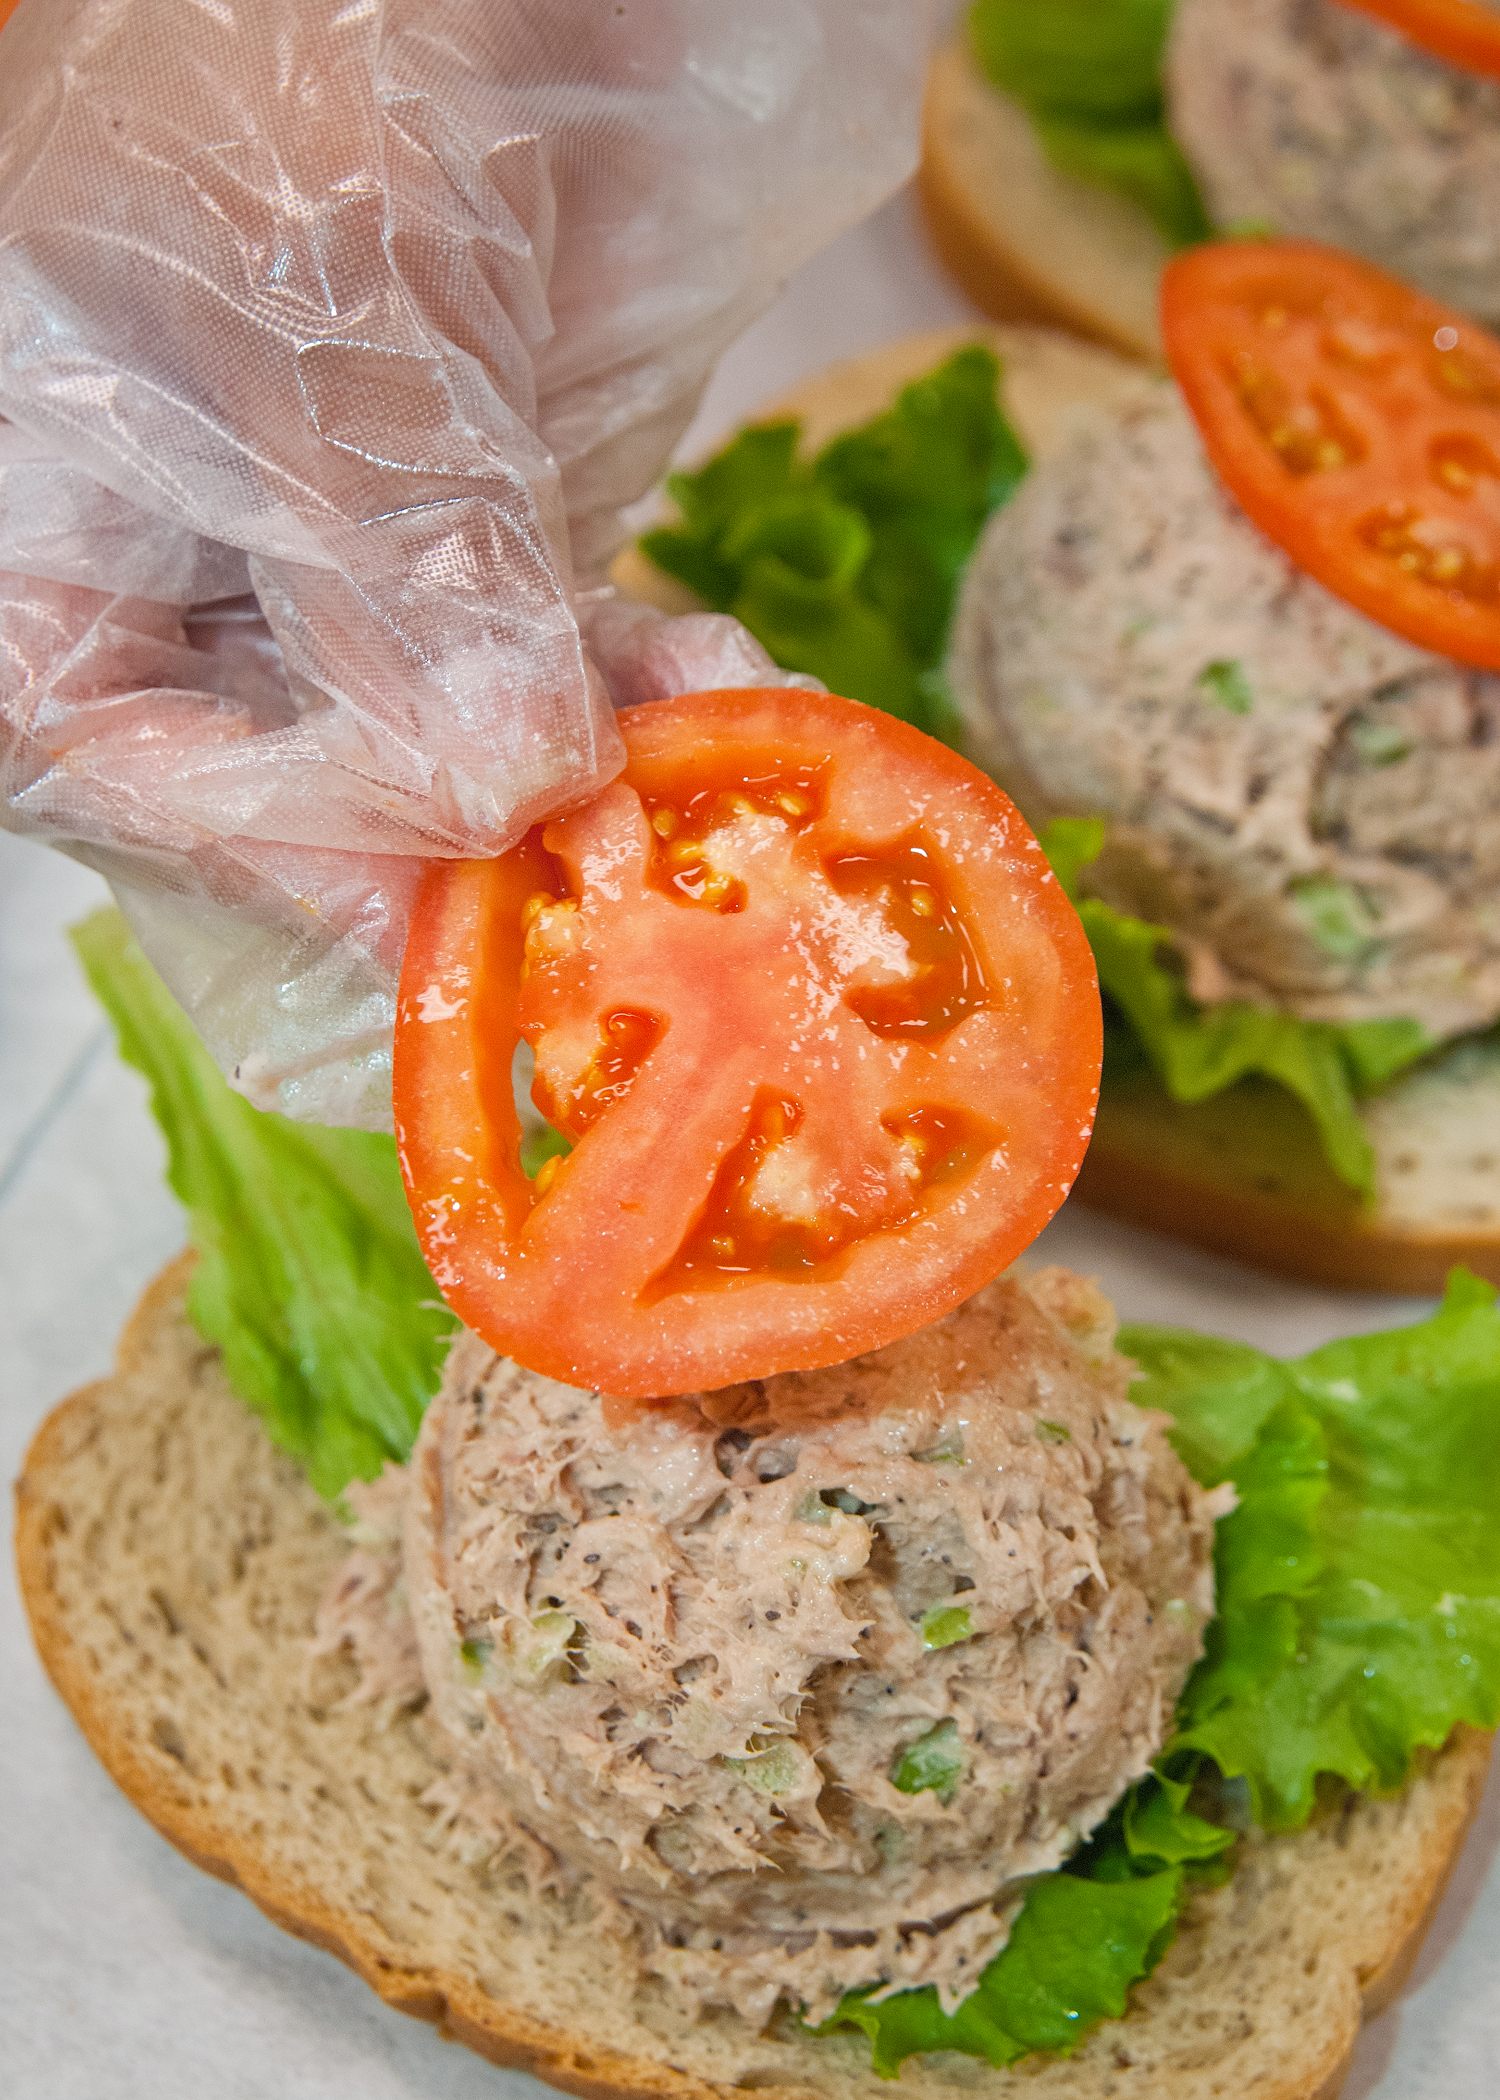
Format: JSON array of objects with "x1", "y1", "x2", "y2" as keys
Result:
[
  {"x1": 14, "y1": 1258, "x2": 1493, "y2": 2100},
  {"x1": 614, "y1": 323, "x2": 1500, "y2": 1295}
]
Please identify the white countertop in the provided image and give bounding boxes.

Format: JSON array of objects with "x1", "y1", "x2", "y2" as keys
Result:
[{"x1": 3, "y1": 184, "x2": 1497, "y2": 2100}]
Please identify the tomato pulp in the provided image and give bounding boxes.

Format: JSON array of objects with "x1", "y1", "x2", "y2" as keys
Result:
[
  {"x1": 1163, "y1": 239, "x2": 1500, "y2": 671},
  {"x1": 1335, "y1": 0, "x2": 1500, "y2": 81},
  {"x1": 395, "y1": 688, "x2": 1100, "y2": 1400}
]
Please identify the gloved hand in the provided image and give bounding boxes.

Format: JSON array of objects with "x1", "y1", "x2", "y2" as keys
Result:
[{"x1": 0, "y1": 0, "x2": 922, "y2": 1123}]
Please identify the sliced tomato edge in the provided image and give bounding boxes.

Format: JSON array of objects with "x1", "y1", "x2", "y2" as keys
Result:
[
  {"x1": 1336, "y1": 0, "x2": 1500, "y2": 80},
  {"x1": 394, "y1": 687, "x2": 1102, "y2": 1400},
  {"x1": 1162, "y1": 238, "x2": 1500, "y2": 673}
]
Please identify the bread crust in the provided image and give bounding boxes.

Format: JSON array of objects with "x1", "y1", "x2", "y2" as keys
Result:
[
  {"x1": 13, "y1": 1261, "x2": 1496, "y2": 2100},
  {"x1": 919, "y1": 37, "x2": 1166, "y2": 362},
  {"x1": 1082, "y1": 1083, "x2": 1500, "y2": 1295},
  {"x1": 13, "y1": 1258, "x2": 730, "y2": 2100}
]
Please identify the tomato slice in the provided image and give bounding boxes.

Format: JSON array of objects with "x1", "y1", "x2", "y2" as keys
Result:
[
  {"x1": 1163, "y1": 239, "x2": 1500, "y2": 671},
  {"x1": 1334, "y1": 0, "x2": 1500, "y2": 80},
  {"x1": 395, "y1": 688, "x2": 1100, "y2": 1401}
]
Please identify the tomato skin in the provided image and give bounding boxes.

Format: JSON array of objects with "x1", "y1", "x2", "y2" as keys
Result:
[
  {"x1": 1335, "y1": 0, "x2": 1500, "y2": 80},
  {"x1": 1163, "y1": 239, "x2": 1500, "y2": 672},
  {"x1": 395, "y1": 688, "x2": 1100, "y2": 1402}
]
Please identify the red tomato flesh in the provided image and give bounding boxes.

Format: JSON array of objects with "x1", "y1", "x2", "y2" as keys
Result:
[
  {"x1": 1164, "y1": 239, "x2": 1500, "y2": 671},
  {"x1": 1335, "y1": 0, "x2": 1500, "y2": 81},
  {"x1": 395, "y1": 688, "x2": 1100, "y2": 1401}
]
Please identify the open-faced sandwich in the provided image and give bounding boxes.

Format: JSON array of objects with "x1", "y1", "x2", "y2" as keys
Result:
[
  {"x1": 624, "y1": 240, "x2": 1500, "y2": 1292},
  {"x1": 921, "y1": 0, "x2": 1500, "y2": 358},
  {"x1": 17, "y1": 676, "x2": 1500, "y2": 2099}
]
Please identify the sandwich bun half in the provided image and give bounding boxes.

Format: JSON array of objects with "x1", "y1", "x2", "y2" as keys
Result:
[{"x1": 917, "y1": 35, "x2": 1167, "y2": 362}]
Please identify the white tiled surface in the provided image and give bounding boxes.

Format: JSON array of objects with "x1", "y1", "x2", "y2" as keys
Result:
[{"x1": 3, "y1": 184, "x2": 1498, "y2": 2099}]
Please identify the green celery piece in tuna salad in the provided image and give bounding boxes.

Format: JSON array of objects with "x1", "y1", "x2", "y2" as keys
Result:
[
  {"x1": 891, "y1": 1720, "x2": 966, "y2": 1802},
  {"x1": 920, "y1": 1604, "x2": 975, "y2": 1651},
  {"x1": 73, "y1": 909, "x2": 453, "y2": 1502},
  {"x1": 1195, "y1": 657, "x2": 1254, "y2": 715},
  {"x1": 968, "y1": 0, "x2": 1210, "y2": 246}
]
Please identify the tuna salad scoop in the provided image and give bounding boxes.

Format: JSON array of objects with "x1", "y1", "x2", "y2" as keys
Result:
[
  {"x1": 320, "y1": 1269, "x2": 1222, "y2": 2026},
  {"x1": 1167, "y1": 0, "x2": 1500, "y2": 324},
  {"x1": 948, "y1": 380, "x2": 1500, "y2": 1041}
]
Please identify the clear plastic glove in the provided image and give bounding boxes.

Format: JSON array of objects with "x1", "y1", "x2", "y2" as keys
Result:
[{"x1": 0, "y1": 0, "x2": 923, "y2": 1123}]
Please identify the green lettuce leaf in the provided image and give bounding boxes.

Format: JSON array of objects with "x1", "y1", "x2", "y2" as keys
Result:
[
  {"x1": 72, "y1": 908, "x2": 453, "y2": 1502},
  {"x1": 970, "y1": 0, "x2": 1173, "y2": 118},
  {"x1": 834, "y1": 1281, "x2": 1500, "y2": 2073},
  {"x1": 1040, "y1": 819, "x2": 1432, "y2": 1193},
  {"x1": 1120, "y1": 1770, "x2": 1237, "y2": 1871},
  {"x1": 821, "y1": 1864, "x2": 1184, "y2": 2075},
  {"x1": 823, "y1": 1745, "x2": 1229, "y2": 2076},
  {"x1": 1031, "y1": 114, "x2": 1208, "y2": 249},
  {"x1": 1129, "y1": 1274, "x2": 1500, "y2": 1829},
  {"x1": 640, "y1": 346, "x2": 1027, "y2": 739},
  {"x1": 1084, "y1": 893, "x2": 1430, "y2": 1192},
  {"x1": 968, "y1": 0, "x2": 1210, "y2": 246}
]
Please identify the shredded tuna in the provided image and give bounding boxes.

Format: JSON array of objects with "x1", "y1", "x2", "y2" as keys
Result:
[
  {"x1": 317, "y1": 1269, "x2": 1222, "y2": 2024},
  {"x1": 1169, "y1": 0, "x2": 1500, "y2": 323},
  {"x1": 309, "y1": 1467, "x2": 425, "y2": 1715},
  {"x1": 950, "y1": 383, "x2": 1500, "y2": 1040}
]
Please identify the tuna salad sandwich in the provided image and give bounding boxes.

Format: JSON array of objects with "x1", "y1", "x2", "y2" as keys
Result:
[
  {"x1": 920, "y1": 0, "x2": 1500, "y2": 359},
  {"x1": 627, "y1": 240, "x2": 1500, "y2": 1293},
  {"x1": 18, "y1": 679, "x2": 1500, "y2": 2099}
]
